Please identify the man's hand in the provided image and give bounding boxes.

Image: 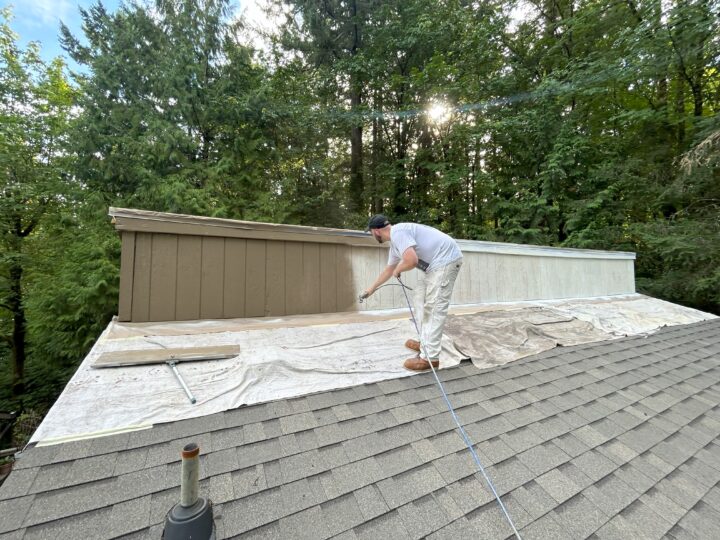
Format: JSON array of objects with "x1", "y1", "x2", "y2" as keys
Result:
[
  {"x1": 359, "y1": 288, "x2": 374, "y2": 302},
  {"x1": 393, "y1": 268, "x2": 402, "y2": 279}
]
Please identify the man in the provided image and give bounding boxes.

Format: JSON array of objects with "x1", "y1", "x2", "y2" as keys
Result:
[{"x1": 363, "y1": 215, "x2": 463, "y2": 371}]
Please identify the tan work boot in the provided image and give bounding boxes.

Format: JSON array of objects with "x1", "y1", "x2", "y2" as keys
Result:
[
  {"x1": 403, "y1": 357, "x2": 439, "y2": 372},
  {"x1": 405, "y1": 339, "x2": 421, "y2": 352}
]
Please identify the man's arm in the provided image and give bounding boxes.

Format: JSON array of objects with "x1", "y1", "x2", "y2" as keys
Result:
[
  {"x1": 393, "y1": 247, "x2": 418, "y2": 278},
  {"x1": 363, "y1": 263, "x2": 397, "y2": 298}
]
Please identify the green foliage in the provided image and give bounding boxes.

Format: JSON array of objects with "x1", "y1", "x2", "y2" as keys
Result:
[{"x1": 2, "y1": 0, "x2": 720, "y2": 415}]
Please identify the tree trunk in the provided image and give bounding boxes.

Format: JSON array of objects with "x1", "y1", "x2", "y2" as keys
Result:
[
  {"x1": 9, "y1": 260, "x2": 26, "y2": 398},
  {"x1": 349, "y1": 84, "x2": 364, "y2": 213}
]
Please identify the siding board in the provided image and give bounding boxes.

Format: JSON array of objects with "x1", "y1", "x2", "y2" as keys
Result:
[
  {"x1": 336, "y1": 245, "x2": 355, "y2": 312},
  {"x1": 245, "y1": 240, "x2": 266, "y2": 317},
  {"x1": 223, "y1": 238, "x2": 246, "y2": 318},
  {"x1": 200, "y1": 237, "x2": 225, "y2": 319},
  {"x1": 284, "y1": 242, "x2": 303, "y2": 316},
  {"x1": 266, "y1": 241, "x2": 286, "y2": 316},
  {"x1": 176, "y1": 236, "x2": 202, "y2": 320},
  {"x1": 303, "y1": 243, "x2": 321, "y2": 314},
  {"x1": 131, "y1": 232, "x2": 152, "y2": 322},
  {"x1": 320, "y1": 244, "x2": 337, "y2": 313},
  {"x1": 118, "y1": 232, "x2": 136, "y2": 321},
  {"x1": 149, "y1": 234, "x2": 178, "y2": 321}
]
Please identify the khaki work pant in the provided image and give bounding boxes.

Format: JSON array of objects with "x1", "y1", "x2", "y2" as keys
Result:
[{"x1": 414, "y1": 259, "x2": 463, "y2": 360}]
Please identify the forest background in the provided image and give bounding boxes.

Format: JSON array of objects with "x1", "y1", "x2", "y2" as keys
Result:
[{"x1": 1, "y1": 0, "x2": 719, "y2": 431}]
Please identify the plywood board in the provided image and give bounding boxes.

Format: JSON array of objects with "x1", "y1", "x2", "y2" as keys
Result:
[
  {"x1": 245, "y1": 239, "x2": 266, "y2": 316},
  {"x1": 93, "y1": 345, "x2": 240, "y2": 368},
  {"x1": 265, "y1": 241, "x2": 286, "y2": 316}
]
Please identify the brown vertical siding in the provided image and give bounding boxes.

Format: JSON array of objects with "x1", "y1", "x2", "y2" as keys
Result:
[
  {"x1": 176, "y1": 235, "x2": 202, "y2": 320},
  {"x1": 283, "y1": 242, "x2": 303, "y2": 316},
  {"x1": 200, "y1": 237, "x2": 225, "y2": 319},
  {"x1": 223, "y1": 238, "x2": 246, "y2": 318},
  {"x1": 118, "y1": 232, "x2": 136, "y2": 321},
  {"x1": 265, "y1": 241, "x2": 286, "y2": 316},
  {"x1": 131, "y1": 232, "x2": 152, "y2": 321},
  {"x1": 149, "y1": 234, "x2": 178, "y2": 321},
  {"x1": 245, "y1": 239, "x2": 266, "y2": 317},
  {"x1": 302, "y1": 243, "x2": 321, "y2": 314}
]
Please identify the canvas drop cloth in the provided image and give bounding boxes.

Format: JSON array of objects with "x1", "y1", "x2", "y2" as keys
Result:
[{"x1": 30, "y1": 294, "x2": 716, "y2": 444}]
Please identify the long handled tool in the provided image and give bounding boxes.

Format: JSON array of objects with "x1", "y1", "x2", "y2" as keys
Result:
[{"x1": 396, "y1": 276, "x2": 522, "y2": 540}]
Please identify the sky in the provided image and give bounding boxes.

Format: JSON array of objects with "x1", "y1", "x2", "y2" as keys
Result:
[{"x1": 2, "y1": 0, "x2": 268, "y2": 70}]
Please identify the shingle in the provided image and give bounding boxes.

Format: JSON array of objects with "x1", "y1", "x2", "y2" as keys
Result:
[
  {"x1": 552, "y1": 493, "x2": 609, "y2": 538},
  {"x1": 507, "y1": 405, "x2": 546, "y2": 429},
  {"x1": 279, "y1": 412, "x2": 318, "y2": 434},
  {"x1": 279, "y1": 450, "x2": 325, "y2": 484},
  {"x1": 236, "y1": 439, "x2": 282, "y2": 469},
  {"x1": 26, "y1": 462, "x2": 73, "y2": 494},
  {"x1": 582, "y1": 472, "x2": 639, "y2": 516},
  {"x1": 572, "y1": 425, "x2": 610, "y2": 449},
  {"x1": 486, "y1": 457, "x2": 536, "y2": 495},
  {"x1": 0, "y1": 467, "x2": 38, "y2": 500},
  {"x1": 352, "y1": 484, "x2": 389, "y2": 521},
  {"x1": 280, "y1": 506, "x2": 329, "y2": 540},
  {"x1": 552, "y1": 433, "x2": 590, "y2": 458},
  {"x1": 0, "y1": 495, "x2": 34, "y2": 534},
  {"x1": 620, "y1": 499, "x2": 674, "y2": 538},
  {"x1": 596, "y1": 439, "x2": 639, "y2": 466},
  {"x1": 464, "y1": 415, "x2": 515, "y2": 442},
  {"x1": 466, "y1": 500, "x2": 521, "y2": 538},
  {"x1": 613, "y1": 462, "x2": 659, "y2": 494},
  {"x1": 353, "y1": 510, "x2": 411, "y2": 540},
  {"x1": 517, "y1": 442, "x2": 571, "y2": 476},
  {"x1": 445, "y1": 474, "x2": 494, "y2": 514},
  {"x1": 425, "y1": 517, "x2": 478, "y2": 540},
  {"x1": 210, "y1": 426, "x2": 244, "y2": 451},
  {"x1": 23, "y1": 477, "x2": 118, "y2": 527},
  {"x1": 509, "y1": 481, "x2": 556, "y2": 520},
  {"x1": 519, "y1": 511, "x2": 574, "y2": 540},
  {"x1": 231, "y1": 465, "x2": 266, "y2": 499},
  {"x1": 243, "y1": 422, "x2": 267, "y2": 444},
  {"x1": 320, "y1": 493, "x2": 365, "y2": 537},
  {"x1": 262, "y1": 460, "x2": 282, "y2": 488},
  {"x1": 501, "y1": 426, "x2": 544, "y2": 453},
  {"x1": 376, "y1": 463, "x2": 447, "y2": 509},
  {"x1": 396, "y1": 495, "x2": 450, "y2": 538},
  {"x1": 677, "y1": 501, "x2": 720, "y2": 539},
  {"x1": 655, "y1": 470, "x2": 708, "y2": 510},
  {"x1": 13, "y1": 446, "x2": 59, "y2": 470},
  {"x1": 432, "y1": 451, "x2": 474, "y2": 485},
  {"x1": 22, "y1": 506, "x2": 113, "y2": 540},
  {"x1": 206, "y1": 448, "x2": 239, "y2": 477},
  {"x1": 209, "y1": 472, "x2": 234, "y2": 503},
  {"x1": 571, "y1": 450, "x2": 617, "y2": 482},
  {"x1": 107, "y1": 495, "x2": 152, "y2": 537},
  {"x1": 535, "y1": 468, "x2": 582, "y2": 504},
  {"x1": 222, "y1": 487, "x2": 282, "y2": 536},
  {"x1": 279, "y1": 478, "x2": 324, "y2": 517},
  {"x1": 640, "y1": 486, "x2": 686, "y2": 525},
  {"x1": 320, "y1": 458, "x2": 384, "y2": 499},
  {"x1": 475, "y1": 436, "x2": 516, "y2": 466},
  {"x1": 375, "y1": 445, "x2": 424, "y2": 479}
]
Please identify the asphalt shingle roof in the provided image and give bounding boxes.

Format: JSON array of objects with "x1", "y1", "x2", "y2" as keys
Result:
[{"x1": 2, "y1": 318, "x2": 720, "y2": 539}]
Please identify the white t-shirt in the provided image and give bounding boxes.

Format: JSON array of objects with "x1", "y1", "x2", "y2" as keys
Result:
[{"x1": 388, "y1": 223, "x2": 463, "y2": 272}]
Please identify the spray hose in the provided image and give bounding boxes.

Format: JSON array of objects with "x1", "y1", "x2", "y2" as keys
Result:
[
  {"x1": 358, "y1": 282, "x2": 413, "y2": 303},
  {"x1": 396, "y1": 276, "x2": 523, "y2": 540}
]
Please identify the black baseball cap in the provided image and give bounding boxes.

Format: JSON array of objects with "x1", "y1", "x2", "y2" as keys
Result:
[{"x1": 365, "y1": 214, "x2": 390, "y2": 232}]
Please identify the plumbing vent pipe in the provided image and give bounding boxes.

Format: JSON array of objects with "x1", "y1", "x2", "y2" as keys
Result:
[{"x1": 162, "y1": 443, "x2": 215, "y2": 540}]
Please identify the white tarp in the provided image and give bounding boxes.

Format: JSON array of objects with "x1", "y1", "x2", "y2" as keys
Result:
[{"x1": 30, "y1": 294, "x2": 716, "y2": 444}]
